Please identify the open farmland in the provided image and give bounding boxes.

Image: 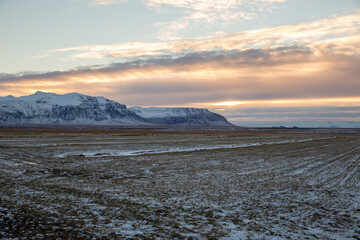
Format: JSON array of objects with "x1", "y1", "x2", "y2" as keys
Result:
[{"x1": 0, "y1": 128, "x2": 360, "y2": 239}]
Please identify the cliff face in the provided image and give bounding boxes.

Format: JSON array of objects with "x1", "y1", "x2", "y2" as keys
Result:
[{"x1": 0, "y1": 92, "x2": 233, "y2": 126}]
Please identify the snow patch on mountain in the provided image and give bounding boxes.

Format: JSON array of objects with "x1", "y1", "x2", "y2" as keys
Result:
[
  {"x1": 129, "y1": 106, "x2": 233, "y2": 126},
  {"x1": 129, "y1": 106, "x2": 211, "y2": 118},
  {"x1": 0, "y1": 91, "x2": 109, "y2": 107}
]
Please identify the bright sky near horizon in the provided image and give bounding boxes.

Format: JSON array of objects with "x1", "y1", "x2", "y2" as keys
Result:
[{"x1": 1, "y1": 0, "x2": 360, "y2": 127}]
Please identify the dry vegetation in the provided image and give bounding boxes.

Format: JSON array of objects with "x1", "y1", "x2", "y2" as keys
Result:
[{"x1": 0, "y1": 128, "x2": 360, "y2": 239}]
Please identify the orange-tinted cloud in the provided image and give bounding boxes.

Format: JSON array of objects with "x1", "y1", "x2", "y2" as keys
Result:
[{"x1": 1, "y1": 11, "x2": 359, "y2": 110}]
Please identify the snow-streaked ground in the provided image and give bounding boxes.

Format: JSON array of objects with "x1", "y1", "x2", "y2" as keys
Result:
[{"x1": 0, "y1": 130, "x2": 359, "y2": 239}]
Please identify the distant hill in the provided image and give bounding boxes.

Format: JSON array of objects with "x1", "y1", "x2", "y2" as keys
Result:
[{"x1": 0, "y1": 91, "x2": 233, "y2": 127}]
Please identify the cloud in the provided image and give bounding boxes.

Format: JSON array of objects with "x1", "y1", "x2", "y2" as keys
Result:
[
  {"x1": 225, "y1": 107, "x2": 360, "y2": 123},
  {"x1": 212, "y1": 105, "x2": 360, "y2": 127},
  {"x1": 87, "y1": 0, "x2": 287, "y2": 39},
  {"x1": 1, "y1": 43, "x2": 360, "y2": 105},
  {"x1": 144, "y1": 0, "x2": 287, "y2": 39},
  {"x1": 37, "y1": 10, "x2": 360, "y2": 62},
  {"x1": 1, "y1": 45, "x2": 314, "y2": 82},
  {"x1": 1, "y1": 11, "x2": 360, "y2": 108},
  {"x1": 90, "y1": 0, "x2": 128, "y2": 6}
]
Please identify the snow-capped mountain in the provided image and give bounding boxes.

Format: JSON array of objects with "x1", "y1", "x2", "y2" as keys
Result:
[
  {"x1": 129, "y1": 106, "x2": 233, "y2": 126},
  {"x1": 0, "y1": 91, "x2": 147, "y2": 125},
  {"x1": 0, "y1": 91, "x2": 233, "y2": 126}
]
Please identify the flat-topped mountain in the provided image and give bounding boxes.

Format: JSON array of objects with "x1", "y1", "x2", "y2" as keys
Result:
[
  {"x1": 0, "y1": 91, "x2": 146, "y2": 125},
  {"x1": 0, "y1": 91, "x2": 233, "y2": 126},
  {"x1": 129, "y1": 106, "x2": 233, "y2": 126}
]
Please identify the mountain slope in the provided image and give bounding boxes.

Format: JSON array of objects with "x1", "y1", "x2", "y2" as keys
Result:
[
  {"x1": 129, "y1": 106, "x2": 233, "y2": 126},
  {"x1": 0, "y1": 91, "x2": 147, "y2": 125}
]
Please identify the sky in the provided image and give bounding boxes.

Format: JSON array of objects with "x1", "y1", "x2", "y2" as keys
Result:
[{"x1": 0, "y1": 0, "x2": 360, "y2": 127}]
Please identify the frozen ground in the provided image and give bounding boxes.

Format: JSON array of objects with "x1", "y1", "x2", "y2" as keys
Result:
[{"x1": 0, "y1": 129, "x2": 360, "y2": 239}]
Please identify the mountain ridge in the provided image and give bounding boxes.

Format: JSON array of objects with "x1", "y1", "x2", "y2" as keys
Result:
[{"x1": 0, "y1": 91, "x2": 233, "y2": 127}]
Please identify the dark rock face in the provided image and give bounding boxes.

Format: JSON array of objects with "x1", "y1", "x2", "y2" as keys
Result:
[
  {"x1": 0, "y1": 111, "x2": 25, "y2": 123},
  {"x1": 49, "y1": 100, "x2": 141, "y2": 123}
]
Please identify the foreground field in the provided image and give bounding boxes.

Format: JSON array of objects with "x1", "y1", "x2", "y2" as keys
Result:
[{"x1": 0, "y1": 129, "x2": 360, "y2": 239}]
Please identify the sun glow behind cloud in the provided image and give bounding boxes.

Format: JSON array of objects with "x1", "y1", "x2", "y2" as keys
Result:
[
  {"x1": 211, "y1": 97, "x2": 360, "y2": 108},
  {"x1": 212, "y1": 101, "x2": 245, "y2": 106}
]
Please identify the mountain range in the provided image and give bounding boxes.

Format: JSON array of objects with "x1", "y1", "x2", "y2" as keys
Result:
[{"x1": 0, "y1": 91, "x2": 233, "y2": 127}]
